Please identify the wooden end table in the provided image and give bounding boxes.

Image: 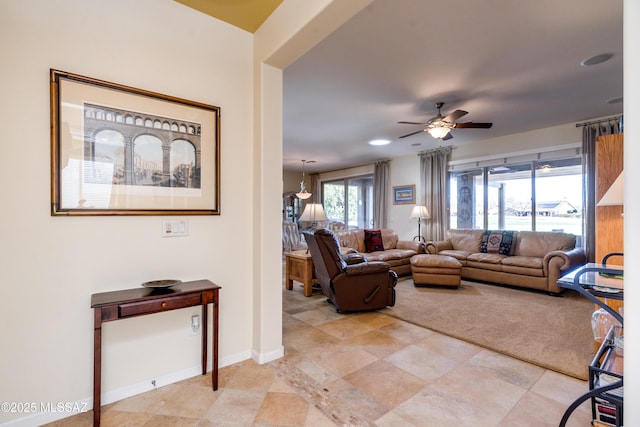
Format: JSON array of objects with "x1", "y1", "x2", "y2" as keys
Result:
[{"x1": 285, "y1": 250, "x2": 317, "y2": 297}]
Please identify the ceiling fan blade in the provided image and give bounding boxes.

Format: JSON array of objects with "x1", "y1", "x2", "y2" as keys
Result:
[
  {"x1": 442, "y1": 132, "x2": 454, "y2": 141},
  {"x1": 443, "y1": 109, "x2": 468, "y2": 122},
  {"x1": 398, "y1": 121, "x2": 429, "y2": 125},
  {"x1": 399, "y1": 129, "x2": 427, "y2": 138},
  {"x1": 453, "y1": 122, "x2": 493, "y2": 129}
]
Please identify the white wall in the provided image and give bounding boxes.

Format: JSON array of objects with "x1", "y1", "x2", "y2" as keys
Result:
[
  {"x1": 0, "y1": 0, "x2": 373, "y2": 424},
  {"x1": 387, "y1": 155, "x2": 422, "y2": 240},
  {"x1": 0, "y1": 0, "x2": 256, "y2": 424},
  {"x1": 623, "y1": 0, "x2": 639, "y2": 420}
]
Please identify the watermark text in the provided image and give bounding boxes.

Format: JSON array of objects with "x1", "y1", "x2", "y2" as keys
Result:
[{"x1": 1, "y1": 401, "x2": 89, "y2": 413}]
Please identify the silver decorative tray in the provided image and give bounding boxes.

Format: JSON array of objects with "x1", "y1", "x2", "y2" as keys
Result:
[{"x1": 141, "y1": 279, "x2": 182, "y2": 288}]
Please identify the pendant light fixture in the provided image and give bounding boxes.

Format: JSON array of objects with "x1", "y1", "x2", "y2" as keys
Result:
[{"x1": 296, "y1": 160, "x2": 312, "y2": 199}]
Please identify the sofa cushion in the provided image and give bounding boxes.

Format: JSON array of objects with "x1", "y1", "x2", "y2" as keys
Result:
[
  {"x1": 466, "y1": 260, "x2": 504, "y2": 272},
  {"x1": 467, "y1": 252, "x2": 506, "y2": 264},
  {"x1": 513, "y1": 231, "x2": 576, "y2": 257},
  {"x1": 480, "y1": 230, "x2": 516, "y2": 255},
  {"x1": 364, "y1": 229, "x2": 385, "y2": 252},
  {"x1": 501, "y1": 255, "x2": 543, "y2": 269},
  {"x1": 447, "y1": 229, "x2": 484, "y2": 252},
  {"x1": 439, "y1": 249, "x2": 473, "y2": 263},
  {"x1": 501, "y1": 256, "x2": 545, "y2": 277},
  {"x1": 365, "y1": 249, "x2": 416, "y2": 262}
]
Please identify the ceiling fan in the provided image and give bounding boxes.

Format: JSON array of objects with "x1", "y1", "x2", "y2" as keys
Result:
[{"x1": 398, "y1": 102, "x2": 493, "y2": 140}]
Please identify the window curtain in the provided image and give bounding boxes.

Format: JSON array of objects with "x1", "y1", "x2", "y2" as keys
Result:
[
  {"x1": 581, "y1": 117, "x2": 620, "y2": 262},
  {"x1": 419, "y1": 147, "x2": 451, "y2": 240},
  {"x1": 373, "y1": 160, "x2": 389, "y2": 228}
]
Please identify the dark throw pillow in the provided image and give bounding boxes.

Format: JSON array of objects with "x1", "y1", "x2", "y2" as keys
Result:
[
  {"x1": 364, "y1": 229, "x2": 385, "y2": 252},
  {"x1": 480, "y1": 230, "x2": 516, "y2": 255}
]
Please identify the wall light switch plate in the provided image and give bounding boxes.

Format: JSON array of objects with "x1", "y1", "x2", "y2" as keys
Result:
[{"x1": 162, "y1": 219, "x2": 188, "y2": 237}]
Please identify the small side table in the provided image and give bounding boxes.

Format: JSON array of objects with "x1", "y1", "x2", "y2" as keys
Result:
[
  {"x1": 91, "y1": 280, "x2": 220, "y2": 427},
  {"x1": 285, "y1": 250, "x2": 317, "y2": 297}
]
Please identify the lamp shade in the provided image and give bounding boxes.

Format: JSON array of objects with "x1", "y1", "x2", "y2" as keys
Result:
[
  {"x1": 410, "y1": 205, "x2": 431, "y2": 219},
  {"x1": 296, "y1": 189, "x2": 312, "y2": 199},
  {"x1": 299, "y1": 203, "x2": 328, "y2": 222},
  {"x1": 597, "y1": 171, "x2": 624, "y2": 206}
]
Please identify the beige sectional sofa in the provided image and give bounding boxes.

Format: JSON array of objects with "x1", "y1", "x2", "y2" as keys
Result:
[
  {"x1": 425, "y1": 229, "x2": 586, "y2": 294},
  {"x1": 335, "y1": 228, "x2": 424, "y2": 277}
]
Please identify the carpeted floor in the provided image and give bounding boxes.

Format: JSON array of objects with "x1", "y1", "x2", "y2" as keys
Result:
[{"x1": 381, "y1": 278, "x2": 595, "y2": 380}]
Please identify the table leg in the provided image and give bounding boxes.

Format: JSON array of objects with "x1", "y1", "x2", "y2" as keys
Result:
[
  {"x1": 93, "y1": 309, "x2": 102, "y2": 427},
  {"x1": 201, "y1": 304, "x2": 207, "y2": 376},
  {"x1": 285, "y1": 256, "x2": 293, "y2": 290},
  {"x1": 303, "y1": 259, "x2": 313, "y2": 297},
  {"x1": 212, "y1": 291, "x2": 219, "y2": 390}
]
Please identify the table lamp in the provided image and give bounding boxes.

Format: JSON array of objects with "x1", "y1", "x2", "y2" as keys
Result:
[{"x1": 299, "y1": 203, "x2": 328, "y2": 227}]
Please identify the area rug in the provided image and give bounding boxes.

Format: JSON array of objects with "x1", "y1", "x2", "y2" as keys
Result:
[{"x1": 381, "y1": 278, "x2": 595, "y2": 380}]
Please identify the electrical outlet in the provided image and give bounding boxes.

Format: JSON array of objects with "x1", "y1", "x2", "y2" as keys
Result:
[{"x1": 189, "y1": 314, "x2": 200, "y2": 336}]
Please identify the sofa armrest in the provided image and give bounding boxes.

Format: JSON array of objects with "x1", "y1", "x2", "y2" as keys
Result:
[
  {"x1": 543, "y1": 248, "x2": 587, "y2": 293},
  {"x1": 543, "y1": 248, "x2": 586, "y2": 275},
  {"x1": 425, "y1": 240, "x2": 452, "y2": 254},
  {"x1": 345, "y1": 261, "x2": 391, "y2": 276},
  {"x1": 396, "y1": 240, "x2": 425, "y2": 253}
]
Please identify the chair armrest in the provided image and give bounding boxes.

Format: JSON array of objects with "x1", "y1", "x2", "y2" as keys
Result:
[
  {"x1": 342, "y1": 253, "x2": 366, "y2": 265},
  {"x1": 425, "y1": 240, "x2": 452, "y2": 254},
  {"x1": 345, "y1": 261, "x2": 391, "y2": 276},
  {"x1": 396, "y1": 240, "x2": 425, "y2": 253},
  {"x1": 340, "y1": 247, "x2": 358, "y2": 255}
]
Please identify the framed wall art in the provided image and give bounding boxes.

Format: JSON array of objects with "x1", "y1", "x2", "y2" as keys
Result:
[
  {"x1": 50, "y1": 69, "x2": 220, "y2": 216},
  {"x1": 393, "y1": 184, "x2": 416, "y2": 205}
]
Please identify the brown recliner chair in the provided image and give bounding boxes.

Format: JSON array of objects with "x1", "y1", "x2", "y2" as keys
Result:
[{"x1": 302, "y1": 228, "x2": 397, "y2": 313}]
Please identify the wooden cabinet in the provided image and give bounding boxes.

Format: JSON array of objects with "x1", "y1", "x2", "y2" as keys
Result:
[
  {"x1": 595, "y1": 133, "x2": 624, "y2": 263},
  {"x1": 594, "y1": 133, "x2": 624, "y2": 349}
]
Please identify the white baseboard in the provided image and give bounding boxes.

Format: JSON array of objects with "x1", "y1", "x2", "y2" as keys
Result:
[
  {"x1": 0, "y1": 349, "x2": 260, "y2": 427},
  {"x1": 252, "y1": 346, "x2": 284, "y2": 364}
]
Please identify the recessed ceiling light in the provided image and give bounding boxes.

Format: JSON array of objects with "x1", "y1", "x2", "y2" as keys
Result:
[
  {"x1": 368, "y1": 139, "x2": 391, "y2": 146},
  {"x1": 607, "y1": 97, "x2": 623, "y2": 105},
  {"x1": 580, "y1": 53, "x2": 613, "y2": 67}
]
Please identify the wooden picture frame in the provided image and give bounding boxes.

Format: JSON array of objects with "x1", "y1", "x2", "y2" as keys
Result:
[
  {"x1": 393, "y1": 184, "x2": 416, "y2": 205},
  {"x1": 50, "y1": 69, "x2": 220, "y2": 216}
]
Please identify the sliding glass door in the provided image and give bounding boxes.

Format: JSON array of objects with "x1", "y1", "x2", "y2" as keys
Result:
[{"x1": 322, "y1": 175, "x2": 373, "y2": 229}]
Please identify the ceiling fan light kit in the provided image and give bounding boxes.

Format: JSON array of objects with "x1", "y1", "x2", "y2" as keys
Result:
[
  {"x1": 427, "y1": 126, "x2": 450, "y2": 139},
  {"x1": 398, "y1": 102, "x2": 492, "y2": 140}
]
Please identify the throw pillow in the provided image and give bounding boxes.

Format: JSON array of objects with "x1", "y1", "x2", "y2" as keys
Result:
[
  {"x1": 480, "y1": 230, "x2": 516, "y2": 255},
  {"x1": 364, "y1": 229, "x2": 385, "y2": 252}
]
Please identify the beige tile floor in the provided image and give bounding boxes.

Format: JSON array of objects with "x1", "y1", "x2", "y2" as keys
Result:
[{"x1": 46, "y1": 279, "x2": 594, "y2": 426}]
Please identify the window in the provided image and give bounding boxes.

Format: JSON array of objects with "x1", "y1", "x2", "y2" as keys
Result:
[
  {"x1": 449, "y1": 156, "x2": 583, "y2": 241},
  {"x1": 322, "y1": 175, "x2": 373, "y2": 229}
]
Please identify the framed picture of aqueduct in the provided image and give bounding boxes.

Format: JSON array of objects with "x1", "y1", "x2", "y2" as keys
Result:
[{"x1": 50, "y1": 69, "x2": 220, "y2": 216}]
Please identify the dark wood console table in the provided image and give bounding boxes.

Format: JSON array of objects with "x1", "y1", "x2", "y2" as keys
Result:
[{"x1": 91, "y1": 279, "x2": 221, "y2": 427}]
